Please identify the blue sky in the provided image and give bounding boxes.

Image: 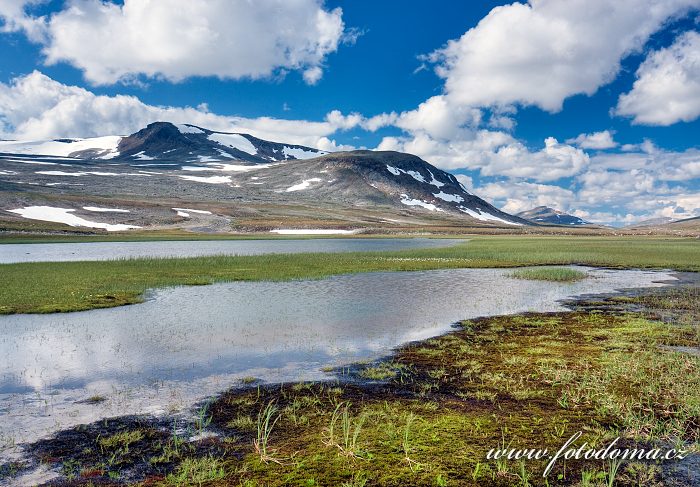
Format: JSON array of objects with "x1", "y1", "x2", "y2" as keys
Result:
[{"x1": 1, "y1": 0, "x2": 699, "y2": 225}]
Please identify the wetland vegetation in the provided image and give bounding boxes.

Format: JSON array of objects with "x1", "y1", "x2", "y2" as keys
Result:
[
  {"x1": 8, "y1": 285, "x2": 698, "y2": 486},
  {"x1": 1, "y1": 236, "x2": 699, "y2": 314},
  {"x1": 510, "y1": 267, "x2": 588, "y2": 282}
]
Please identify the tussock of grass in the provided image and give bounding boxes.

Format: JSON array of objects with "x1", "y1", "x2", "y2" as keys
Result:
[
  {"x1": 2, "y1": 236, "x2": 699, "y2": 314},
  {"x1": 510, "y1": 267, "x2": 587, "y2": 282}
]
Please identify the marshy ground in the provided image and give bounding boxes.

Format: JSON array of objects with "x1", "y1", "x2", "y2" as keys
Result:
[
  {"x1": 2, "y1": 236, "x2": 700, "y2": 314},
  {"x1": 4, "y1": 283, "x2": 698, "y2": 486}
]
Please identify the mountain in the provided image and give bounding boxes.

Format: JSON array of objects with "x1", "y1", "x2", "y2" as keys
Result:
[
  {"x1": 625, "y1": 217, "x2": 676, "y2": 228},
  {"x1": 516, "y1": 206, "x2": 590, "y2": 226},
  {"x1": 0, "y1": 122, "x2": 529, "y2": 233},
  {"x1": 0, "y1": 122, "x2": 325, "y2": 163}
]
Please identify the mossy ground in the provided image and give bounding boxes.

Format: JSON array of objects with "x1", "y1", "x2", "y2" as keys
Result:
[
  {"x1": 2, "y1": 236, "x2": 700, "y2": 314},
  {"x1": 12, "y1": 286, "x2": 699, "y2": 486}
]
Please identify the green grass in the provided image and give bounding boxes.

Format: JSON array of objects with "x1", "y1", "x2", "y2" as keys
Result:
[
  {"x1": 510, "y1": 267, "x2": 588, "y2": 282},
  {"x1": 1, "y1": 236, "x2": 699, "y2": 314}
]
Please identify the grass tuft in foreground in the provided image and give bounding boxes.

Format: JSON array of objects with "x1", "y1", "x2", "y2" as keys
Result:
[{"x1": 510, "y1": 267, "x2": 587, "y2": 282}]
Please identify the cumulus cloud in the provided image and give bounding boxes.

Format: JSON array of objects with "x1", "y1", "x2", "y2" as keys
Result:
[
  {"x1": 591, "y1": 146, "x2": 700, "y2": 181},
  {"x1": 566, "y1": 130, "x2": 618, "y2": 150},
  {"x1": 377, "y1": 131, "x2": 589, "y2": 182},
  {"x1": 5, "y1": 0, "x2": 346, "y2": 85},
  {"x1": 0, "y1": 0, "x2": 47, "y2": 42},
  {"x1": 477, "y1": 180, "x2": 576, "y2": 214},
  {"x1": 427, "y1": 0, "x2": 699, "y2": 112},
  {"x1": 616, "y1": 30, "x2": 700, "y2": 125},
  {"x1": 0, "y1": 71, "x2": 360, "y2": 147}
]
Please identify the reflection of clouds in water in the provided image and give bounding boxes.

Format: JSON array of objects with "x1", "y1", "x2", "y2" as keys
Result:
[{"x1": 0, "y1": 266, "x2": 674, "y2": 449}]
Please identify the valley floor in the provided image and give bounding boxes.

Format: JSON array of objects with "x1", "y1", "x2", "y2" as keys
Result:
[{"x1": 1, "y1": 236, "x2": 699, "y2": 486}]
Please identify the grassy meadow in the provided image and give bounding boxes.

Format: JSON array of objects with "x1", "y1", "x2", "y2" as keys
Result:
[{"x1": 1, "y1": 236, "x2": 699, "y2": 314}]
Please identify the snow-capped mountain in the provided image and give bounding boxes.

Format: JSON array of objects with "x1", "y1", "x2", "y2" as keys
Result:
[
  {"x1": 0, "y1": 122, "x2": 325, "y2": 163},
  {"x1": 0, "y1": 122, "x2": 529, "y2": 231},
  {"x1": 516, "y1": 206, "x2": 590, "y2": 226}
]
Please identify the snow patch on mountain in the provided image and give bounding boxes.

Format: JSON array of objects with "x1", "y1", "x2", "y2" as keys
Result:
[
  {"x1": 282, "y1": 146, "x2": 324, "y2": 160},
  {"x1": 459, "y1": 207, "x2": 522, "y2": 226},
  {"x1": 178, "y1": 175, "x2": 232, "y2": 184},
  {"x1": 208, "y1": 133, "x2": 257, "y2": 155},
  {"x1": 0, "y1": 136, "x2": 122, "y2": 159},
  {"x1": 8, "y1": 206, "x2": 140, "y2": 231},
  {"x1": 176, "y1": 124, "x2": 205, "y2": 134},
  {"x1": 433, "y1": 191, "x2": 464, "y2": 203},
  {"x1": 286, "y1": 178, "x2": 322, "y2": 192},
  {"x1": 400, "y1": 194, "x2": 442, "y2": 212},
  {"x1": 133, "y1": 151, "x2": 155, "y2": 161},
  {"x1": 270, "y1": 229, "x2": 357, "y2": 235},
  {"x1": 83, "y1": 206, "x2": 130, "y2": 213},
  {"x1": 427, "y1": 169, "x2": 445, "y2": 188}
]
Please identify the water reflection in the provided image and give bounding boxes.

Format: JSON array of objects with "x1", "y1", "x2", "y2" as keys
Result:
[{"x1": 0, "y1": 266, "x2": 673, "y2": 448}]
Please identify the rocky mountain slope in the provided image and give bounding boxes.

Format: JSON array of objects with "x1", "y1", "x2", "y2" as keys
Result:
[
  {"x1": 516, "y1": 206, "x2": 590, "y2": 226},
  {"x1": 0, "y1": 122, "x2": 529, "y2": 233},
  {"x1": 0, "y1": 122, "x2": 325, "y2": 163}
]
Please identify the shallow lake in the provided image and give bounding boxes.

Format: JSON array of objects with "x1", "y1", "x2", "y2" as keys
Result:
[
  {"x1": 0, "y1": 237, "x2": 460, "y2": 263},
  {"x1": 0, "y1": 265, "x2": 674, "y2": 454}
]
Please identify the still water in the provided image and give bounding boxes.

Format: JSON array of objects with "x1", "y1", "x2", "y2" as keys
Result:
[
  {"x1": 0, "y1": 238, "x2": 460, "y2": 263},
  {"x1": 0, "y1": 265, "x2": 674, "y2": 452}
]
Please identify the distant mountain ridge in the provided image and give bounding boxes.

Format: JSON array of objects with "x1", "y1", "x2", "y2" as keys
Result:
[
  {"x1": 516, "y1": 206, "x2": 590, "y2": 226},
  {"x1": 0, "y1": 121, "x2": 530, "y2": 229}
]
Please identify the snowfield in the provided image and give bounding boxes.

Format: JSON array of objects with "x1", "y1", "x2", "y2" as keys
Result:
[
  {"x1": 270, "y1": 229, "x2": 357, "y2": 235},
  {"x1": 208, "y1": 133, "x2": 257, "y2": 155},
  {"x1": 8, "y1": 206, "x2": 140, "y2": 231},
  {"x1": 178, "y1": 175, "x2": 232, "y2": 184},
  {"x1": 282, "y1": 146, "x2": 324, "y2": 160},
  {"x1": 286, "y1": 178, "x2": 322, "y2": 192},
  {"x1": 458, "y1": 207, "x2": 522, "y2": 226},
  {"x1": 36, "y1": 170, "x2": 150, "y2": 177},
  {"x1": 176, "y1": 124, "x2": 205, "y2": 134},
  {"x1": 399, "y1": 194, "x2": 442, "y2": 211},
  {"x1": 172, "y1": 208, "x2": 213, "y2": 218},
  {"x1": 83, "y1": 207, "x2": 131, "y2": 213},
  {"x1": 433, "y1": 191, "x2": 464, "y2": 203},
  {"x1": 0, "y1": 136, "x2": 122, "y2": 159}
]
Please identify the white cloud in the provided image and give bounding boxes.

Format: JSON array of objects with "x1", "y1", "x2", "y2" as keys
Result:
[
  {"x1": 591, "y1": 146, "x2": 700, "y2": 181},
  {"x1": 378, "y1": 132, "x2": 589, "y2": 183},
  {"x1": 7, "y1": 0, "x2": 346, "y2": 85},
  {"x1": 0, "y1": 0, "x2": 47, "y2": 42},
  {"x1": 392, "y1": 95, "x2": 482, "y2": 140},
  {"x1": 566, "y1": 130, "x2": 617, "y2": 149},
  {"x1": 0, "y1": 71, "x2": 359, "y2": 149},
  {"x1": 428, "y1": 0, "x2": 699, "y2": 112},
  {"x1": 362, "y1": 96, "x2": 482, "y2": 139},
  {"x1": 477, "y1": 180, "x2": 576, "y2": 214},
  {"x1": 302, "y1": 66, "x2": 324, "y2": 85},
  {"x1": 615, "y1": 30, "x2": 700, "y2": 125}
]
